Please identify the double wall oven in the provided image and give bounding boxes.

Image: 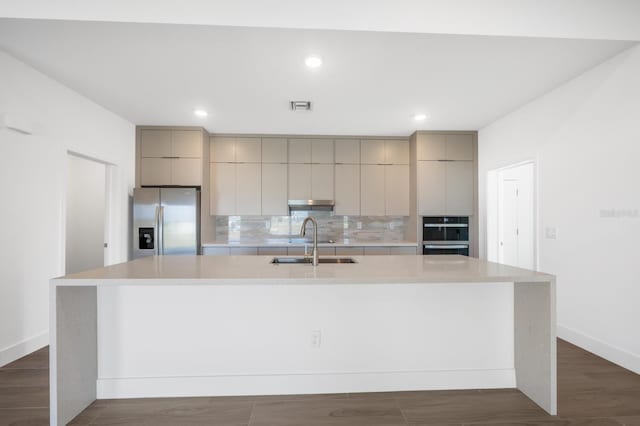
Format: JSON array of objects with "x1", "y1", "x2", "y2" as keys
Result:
[{"x1": 422, "y1": 216, "x2": 469, "y2": 256}]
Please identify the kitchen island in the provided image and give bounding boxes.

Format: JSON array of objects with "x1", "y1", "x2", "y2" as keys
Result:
[{"x1": 50, "y1": 255, "x2": 556, "y2": 425}]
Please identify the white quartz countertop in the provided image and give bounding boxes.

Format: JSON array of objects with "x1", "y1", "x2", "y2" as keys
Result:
[
  {"x1": 53, "y1": 255, "x2": 554, "y2": 286},
  {"x1": 202, "y1": 240, "x2": 419, "y2": 248}
]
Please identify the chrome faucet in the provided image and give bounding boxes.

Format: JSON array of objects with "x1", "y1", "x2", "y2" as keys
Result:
[{"x1": 300, "y1": 216, "x2": 319, "y2": 266}]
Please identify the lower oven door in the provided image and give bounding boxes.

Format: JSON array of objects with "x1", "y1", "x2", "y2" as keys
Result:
[{"x1": 423, "y1": 244, "x2": 469, "y2": 256}]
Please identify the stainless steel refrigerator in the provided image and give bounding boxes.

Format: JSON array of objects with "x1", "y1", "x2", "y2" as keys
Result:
[{"x1": 133, "y1": 187, "x2": 200, "y2": 259}]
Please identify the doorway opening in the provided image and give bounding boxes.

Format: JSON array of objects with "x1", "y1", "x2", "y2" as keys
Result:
[
  {"x1": 65, "y1": 152, "x2": 111, "y2": 275},
  {"x1": 486, "y1": 161, "x2": 536, "y2": 270}
]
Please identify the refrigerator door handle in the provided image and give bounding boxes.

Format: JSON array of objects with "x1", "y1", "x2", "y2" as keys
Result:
[
  {"x1": 159, "y1": 206, "x2": 165, "y2": 255},
  {"x1": 154, "y1": 206, "x2": 160, "y2": 255}
]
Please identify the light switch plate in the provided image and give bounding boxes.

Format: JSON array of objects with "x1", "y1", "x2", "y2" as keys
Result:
[{"x1": 545, "y1": 227, "x2": 557, "y2": 239}]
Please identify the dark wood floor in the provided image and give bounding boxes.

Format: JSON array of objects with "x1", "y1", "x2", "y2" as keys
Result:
[{"x1": 0, "y1": 339, "x2": 638, "y2": 425}]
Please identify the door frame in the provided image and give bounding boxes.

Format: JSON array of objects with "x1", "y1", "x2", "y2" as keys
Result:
[
  {"x1": 486, "y1": 159, "x2": 538, "y2": 270},
  {"x1": 63, "y1": 151, "x2": 116, "y2": 272}
]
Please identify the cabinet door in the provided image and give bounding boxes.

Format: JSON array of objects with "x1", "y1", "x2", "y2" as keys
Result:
[
  {"x1": 385, "y1": 165, "x2": 409, "y2": 216},
  {"x1": 172, "y1": 158, "x2": 202, "y2": 186},
  {"x1": 140, "y1": 130, "x2": 172, "y2": 158},
  {"x1": 360, "y1": 139, "x2": 385, "y2": 164},
  {"x1": 417, "y1": 161, "x2": 446, "y2": 215},
  {"x1": 311, "y1": 164, "x2": 334, "y2": 200},
  {"x1": 288, "y1": 139, "x2": 311, "y2": 163},
  {"x1": 445, "y1": 161, "x2": 474, "y2": 215},
  {"x1": 230, "y1": 247, "x2": 258, "y2": 255},
  {"x1": 202, "y1": 247, "x2": 230, "y2": 256},
  {"x1": 445, "y1": 134, "x2": 474, "y2": 161},
  {"x1": 385, "y1": 140, "x2": 409, "y2": 164},
  {"x1": 258, "y1": 247, "x2": 288, "y2": 256},
  {"x1": 288, "y1": 164, "x2": 312, "y2": 199},
  {"x1": 236, "y1": 163, "x2": 262, "y2": 215},
  {"x1": 318, "y1": 247, "x2": 336, "y2": 256},
  {"x1": 364, "y1": 246, "x2": 391, "y2": 255},
  {"x1": 334, "y1": 164, "x2": 360, "y2": 216},
  {"x1": 335, "y1": 139, "x2": 360, "y2": 164},
  {"x1": 335, "y1": 246, "x2": 364, "y2": 256},
  {"x1": 235, "y1": 138, "x2": 261, "y2": 163},
  {"x1": 140, "y1": 158, "x2": 171, "y2": 185},
  {"x1": 390, "y1": 246, "x2": 417, "y2": 255},
  {"x1": 311, "y1": 139, "x2": 334, "y2": 163},
  {"x1": 172, "y1": 130, "x2": 202, "y2": 158},
  {"x1": 210, "y1": 137, "x2": 235, "y2": 163},
  {"x1": 210, "y1": 163, "x2": 236, "y2": 215},
  {"x1": 262, "y1": 138, "x2": 288, "y2": 163},
  {"x1": 360, "y1": 165, "x2": 385, "y2": 216},
  {"x1": 262, "y1": 164, "x2": 288, "y2": 215},
  {"x1": 417, "y1": 134, "x2": 446, "y2": 161}
]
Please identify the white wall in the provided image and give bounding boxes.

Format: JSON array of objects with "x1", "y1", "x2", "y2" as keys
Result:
[
  {"x1": 0, "y1": 50, "x2": 134, "y2": 366},
  {"x1": 479, "y1": 44, "x2": 640, "y2": 373}
]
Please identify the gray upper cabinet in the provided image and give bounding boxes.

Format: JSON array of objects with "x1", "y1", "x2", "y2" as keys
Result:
[
  {"x1": 211, "y1": 137, "x2": 261, "y2": 163},
  {"x1": 444, "y1": 134, "x2": 474, "y2": 161},
  {"x1": 416, "y1": 132, "x2": 476, "y2": 216},
  {"x1": 141, "y1": 130, "x2": 172, "y2": 158},
  {"x1": 288, "y1": 139, "x2": 312, "y2": 163},
  {"x1": 361, "y1": 139, "x2": 409, "y2": 164},
  {"x1": 361, "y1": 139, "x2": 386, "y2": 164},
  {"x1": 334, "y1": 139, "x2": 360, "y2": 164},
  {"x1": 261, "y1": 138, "x2": 288, "y2": 163},
  {"x1": 311, "y1": 139, "x2": 334, "y2": 163},
  {"x1": 417, "y1": 133, "x2": 474, "y2": 161},
  {"x1": 139, "y1": 129, "x2": 203, "y2": 186}
]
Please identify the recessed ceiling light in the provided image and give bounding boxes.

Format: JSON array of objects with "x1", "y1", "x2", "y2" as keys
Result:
[
  {"x1": 305, "y1": 56, "x2": 323, "y2": 68},
  {"x1": 194, "y1": 109, "x2": 208, "y2": 117},
  {"x1": 414, "y1": 113, "x2": 428, "y2": 121}
]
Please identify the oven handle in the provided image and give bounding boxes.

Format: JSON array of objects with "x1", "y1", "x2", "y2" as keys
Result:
[
  {"x1": 424, "y1": 224, "x2": 468, "y2": 228},
  {"x1": 424, "y1": 244, "x2": 469, "y2": 249}
]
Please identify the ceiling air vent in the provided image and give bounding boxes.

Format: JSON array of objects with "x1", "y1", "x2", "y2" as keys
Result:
[{"x1": 290, "y1": 101, "x2": 311, "y2": 111}]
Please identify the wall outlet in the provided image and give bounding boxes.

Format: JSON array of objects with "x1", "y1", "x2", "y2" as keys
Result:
[
  {"x1": 311, "y1": 330, "x2": 321, "y2": 348},
  {"x1": 545, "y1": 227, "x2": 557, "y2": 239},
  {"x1": 357, "y1": 221, "x2": 362, "y2": 230}
]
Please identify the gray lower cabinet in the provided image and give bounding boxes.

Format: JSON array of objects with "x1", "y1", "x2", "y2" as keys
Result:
[
  {"x1": 364, "y1": 247, "x2": 391, "y2": 255},
  {"x1": 335, "y1": 247, "x2": 365, "y2": 256},
  {"x1": 202, "y1": 247, "x2": 230, "y2": 256},
  {"x1": 203, "y1": 245, "x2": 417, "y2": 256},
  {"x1": 229, "y1": 247, "x2": 258, "y2": 255},
  {"x1": 257, "y1": 247, "x2": 287, "y2": 256},
  {"x1": 389, "y1": 246, "x2": 417, "y2": 255}
]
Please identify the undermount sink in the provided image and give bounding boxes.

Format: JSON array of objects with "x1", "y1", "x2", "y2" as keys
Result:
[{"x1": 270, "y1": 257, "x2": 357, "y2": 264}]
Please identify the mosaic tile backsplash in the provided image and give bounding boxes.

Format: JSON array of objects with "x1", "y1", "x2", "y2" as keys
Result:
[{"x1": 215, "y1": 212, "x2": 408, "y2": 243}]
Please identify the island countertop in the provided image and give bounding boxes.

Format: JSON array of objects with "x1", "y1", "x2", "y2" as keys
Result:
[{"x1": 54, "y1": 254, "x2": 554, "y2": 285}]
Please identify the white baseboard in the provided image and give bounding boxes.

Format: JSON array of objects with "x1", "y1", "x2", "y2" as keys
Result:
[
  {"x1": 97, "y1": 369, "x2": 515, "y2": 399},
  {"x1": 0, "y1": 331, "x2": 49, "y2": 367},
  {"x1": 558, "y1": 324, "x2": 640, "y2": 374}
]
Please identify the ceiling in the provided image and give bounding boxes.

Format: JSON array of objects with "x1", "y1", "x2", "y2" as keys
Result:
[{"x1": 0, "y1": 18, "x2": 635, "y2": 135}]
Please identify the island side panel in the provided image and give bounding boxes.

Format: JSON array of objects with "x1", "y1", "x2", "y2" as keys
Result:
[
  {"x1": 51, "y1": 285, "x2": 98, "y2": 426},
  {"x1": 514, "y1": 279, "x2": 557, "y2": 415}
]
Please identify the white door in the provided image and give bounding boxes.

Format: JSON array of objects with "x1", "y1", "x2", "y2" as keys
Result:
[
  {"x1": 499, "y1": 179, "x2": 519, "y2": 267},
  {"x1": 497, "y1": 162, "x2": 535, "y2": 269},
  {"x1": 65, "y1": 154, "x2": 106, "y2": 274}
]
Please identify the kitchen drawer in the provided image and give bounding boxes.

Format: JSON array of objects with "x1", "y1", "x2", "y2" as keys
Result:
[
  {"x1": 257, "y1": 247, "x2": 288, "y2": 256},
  {"x1": 318, "y1": 247, "x2": 336, "y2": 256},
  {"x1": 287, "y1": 247, "x2": 306, "y2": 256},
  {"x1": 335, "y1": 247, "x2": 364, "y2": 256},
  {"x1": 389, "y1": 246, "x2": 417, "y2": 255},
  {"x1": 202, "y1": 247, "x2": 230, "y2": 256},
  {"x1": 364, "y1": 247, "x2": 391, "y2": 255},
  {"x1": 230, "y1": 247, "x2": 258, "y2": 255}
]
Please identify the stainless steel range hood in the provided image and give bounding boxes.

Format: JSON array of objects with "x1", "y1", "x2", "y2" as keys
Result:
[{"x1": 288, "y1": 199, "x2": 335, "y2": 212}]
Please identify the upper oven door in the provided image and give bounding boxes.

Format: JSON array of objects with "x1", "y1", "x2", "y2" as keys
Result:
[{"x1": 423, "y1": 216, "x2": 447, "y2": 241}]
